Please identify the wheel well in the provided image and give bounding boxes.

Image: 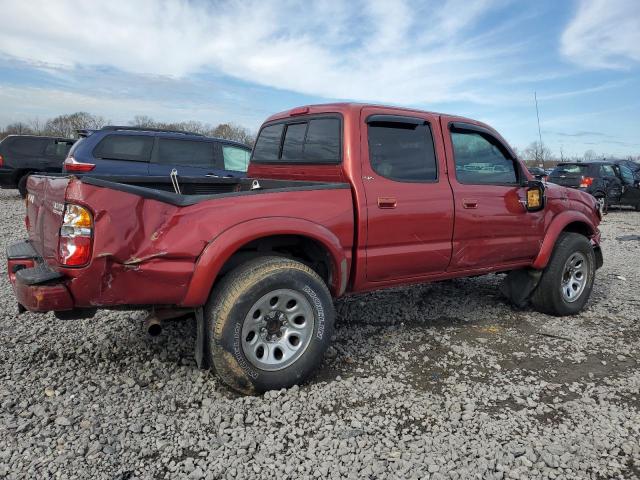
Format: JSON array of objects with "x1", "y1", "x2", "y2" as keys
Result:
[
  {"x1": 562, "y1": 221, "x2": 593, "y2": 237},
  {"x1": 14, "y1": 169, "x2": 33, "y2": 183},
  {"x1": 217, "y1": 235, "x2": 334, "y2": 287}
]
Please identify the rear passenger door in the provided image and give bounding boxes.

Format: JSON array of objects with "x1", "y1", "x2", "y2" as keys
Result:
[
  {"x1": 92, "y1": 134, "x2": 152, "y2": 175},
  {"x1": 360, "y1": 108, "x2": 454, "y2": 282},
  {"x1": 148, "y1": 138, "x2": 218, "y2": 177}
]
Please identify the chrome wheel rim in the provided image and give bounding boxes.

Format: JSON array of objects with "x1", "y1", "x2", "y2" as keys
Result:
[
  {"x1": 241, "y1": 289, "x2": 315, "y2": 371},
  {"x1": 561, "y1": 252, "x2": 588, "y2": 303}
]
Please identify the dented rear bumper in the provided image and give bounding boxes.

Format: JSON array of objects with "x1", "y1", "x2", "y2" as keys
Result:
[{"x1": 6, "y1": 241, "x2": 74, "y2": 312}]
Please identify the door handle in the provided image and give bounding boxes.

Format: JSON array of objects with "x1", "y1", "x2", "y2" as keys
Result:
[
  {"x1": 377, "y1": 197, "x2": 397, "y2": 209},
  {"x1": 462, "y1": 199, "x2": 478, "y2": 209}
]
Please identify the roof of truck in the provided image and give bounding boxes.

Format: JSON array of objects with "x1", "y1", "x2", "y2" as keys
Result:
[{"x1": 264, "y1": 102, "x2": 456, "y2": 123}]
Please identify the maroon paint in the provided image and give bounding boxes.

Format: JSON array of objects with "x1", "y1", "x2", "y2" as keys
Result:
[{"x1": 8, "y1": 103, "x2": 601, "y2": 314}]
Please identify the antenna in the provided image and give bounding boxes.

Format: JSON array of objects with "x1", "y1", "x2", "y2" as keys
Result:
[{"x1": 534, "y1": 92, "x2": 545, "y2": 169}]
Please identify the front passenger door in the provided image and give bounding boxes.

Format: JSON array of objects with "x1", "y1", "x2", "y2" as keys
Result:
[{"x1": 442, "y1": 120, "x2": 545, "y2": 270}]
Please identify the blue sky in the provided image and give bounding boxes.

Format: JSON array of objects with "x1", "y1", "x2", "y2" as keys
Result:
[{"x1": 0, "y1": 0, "x2": 638, "y2": 157}]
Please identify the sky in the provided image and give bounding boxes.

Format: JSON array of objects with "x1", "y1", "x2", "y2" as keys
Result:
[{"x1": 0, "y1": 0, "x2": 638, "y2": 157}]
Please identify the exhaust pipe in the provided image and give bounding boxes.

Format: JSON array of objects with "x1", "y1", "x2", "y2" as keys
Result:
[
  {"x1": 142, "y1": 307, "x2": 193, "y2": 337},
  {"x1": 144, "y1": 315, "x2": 163, "y2": 337}
]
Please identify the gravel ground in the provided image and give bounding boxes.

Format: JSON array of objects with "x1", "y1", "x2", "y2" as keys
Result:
[{"x1": 0, "y1": 187, "x2": 639, "y2": 480}]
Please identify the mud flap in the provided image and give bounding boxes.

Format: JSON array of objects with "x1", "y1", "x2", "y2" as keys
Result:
[
  {"x1": 500, "y1": 269, "x2": 542, "y2": 309},
  {"x1": 194, "y1": 307, "x2": 211, "y2": 370}
]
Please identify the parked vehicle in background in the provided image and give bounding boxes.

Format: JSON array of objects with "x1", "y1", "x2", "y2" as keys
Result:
[
  {"x1": 0, "y1": 135, "x2": 75, "y2": 197},
  {"x1": 8, "y1": 103, "x2": 603, "y2": 395},
  {"x1": 527, "y1": 166, "x2": 548, "y2": 181},
  {"x1": 63, "y1": 126, "x2": 251, "y2": 178},
  {"x1": 611, "y1": 159, "x2": 640, "y2": 181},
  {"x1": 548, "y1": 161, "x2": 640, "y2": 212}
]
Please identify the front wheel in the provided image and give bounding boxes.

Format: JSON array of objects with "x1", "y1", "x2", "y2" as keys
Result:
[
  {"x1": 206, "y1": 256, "x2": 335, "y2": 395},
  {"x1": 531, "y1": 233, "x2": 596, "y2": 316}
]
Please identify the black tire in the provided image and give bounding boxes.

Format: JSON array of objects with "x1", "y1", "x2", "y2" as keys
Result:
[
  {"x1": 17, "y1": 174, "x2": 30, "y2": 198},
  {"x1": 531, "y1": 233, "x2": 596, "y2": 316},
  {"x1": 206, "y1": 256, "x2": 335, "y2": 395}
]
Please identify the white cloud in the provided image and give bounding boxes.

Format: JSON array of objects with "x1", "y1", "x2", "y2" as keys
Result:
[
  {"x1": 561, "y1": 0, "x2": 640, "y2": 69},
  {"x1": 0, "y1": 84, "x2": 265, "y2": 128},
  {"x1": 0, "y1": 0, "x2": 513, "y2": 104}
]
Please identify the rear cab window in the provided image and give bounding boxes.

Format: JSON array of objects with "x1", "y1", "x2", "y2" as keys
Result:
[
  {"x1": 93, "y1": 135, "x2": 154, "y2": 162},
  {"x1": 252, "y1": 116, "x2": 341, "y2": 164}
]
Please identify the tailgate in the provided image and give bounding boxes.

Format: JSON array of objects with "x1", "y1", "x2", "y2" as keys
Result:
[{"x1": 25, "y1": 175, "x2": 70, "y2": 263}]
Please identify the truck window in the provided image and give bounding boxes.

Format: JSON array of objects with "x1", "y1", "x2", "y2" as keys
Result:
[
  {"x1": 368, "y1": 121, "x2": 437, "y2": 182},
  {"x1": 253, "y1": 124, "x2": 284, "y2": 161},
  {"x1": 451, "y1": 131, "x2": 516, "y2": 184},
  {"x1": 281, "y1": 123, "x2": 306, "y2": 160},
  {"x1": 222, "y1": 145, "x2": 250, "y2": 172},
  {"x1": 253, "y1": 117, "x2": 340, "y2": 163},
  {"x1": 303, "y1": 118, "x2": 340, "y2": 162},
  {"x1": 156, "y1": 138, "x2": 214, "y2": 167},
  {"x1": 94, "y1": 135, "x2": 154, "y2": 162}
]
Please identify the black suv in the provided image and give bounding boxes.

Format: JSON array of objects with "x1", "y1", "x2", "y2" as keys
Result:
[
  {"x1": 549, "y1": 161, "x2": 640, "y2": 211},
  {"x1": 0, "y1": 135, "x2": 76, "y2": 197}
]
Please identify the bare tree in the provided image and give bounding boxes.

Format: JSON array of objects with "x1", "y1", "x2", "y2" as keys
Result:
[
  {"x1": 523, "y1": 141, "x2": 552, "y2": 167},
  {"x1": 211, "y1": 123, "x2": 255, "y2": 146},
  {"x1": 3, "y1": 122, "x2": 34, "y2": 136},
  {"x1": 45, "y1": 112, "x2": 108, "y2": 137},
  {"x1": 583, "y1": 149, "x2": 598, "y2": 162}
]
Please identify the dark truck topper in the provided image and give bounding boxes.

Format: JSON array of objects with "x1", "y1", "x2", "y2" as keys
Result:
[{"x1": 7, "y1": 103, "x2": 602, "y2": 394}]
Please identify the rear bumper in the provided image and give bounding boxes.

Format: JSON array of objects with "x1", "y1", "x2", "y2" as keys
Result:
[{"x1": 6, "y1": 241, "x2": 74, "y2": 312}]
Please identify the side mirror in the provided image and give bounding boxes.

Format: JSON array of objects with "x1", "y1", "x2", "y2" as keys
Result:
[{"x1": 525, "y1": 180, "x2": 545, "y2": 212}]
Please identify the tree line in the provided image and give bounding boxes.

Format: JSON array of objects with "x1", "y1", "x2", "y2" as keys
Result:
[
  {"x1": 517, "y1": 141, "x2": 638, "y2": 168},
  {"x1": 0, "y1": 112, "x2": 255, "y2": 146}
]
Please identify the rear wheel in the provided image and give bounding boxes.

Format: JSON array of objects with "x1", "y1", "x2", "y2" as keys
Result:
[
  {"x1": 17, "y1": 174, "x2": 30, "y2": 198},
  {"x1": 531, "y1": 233, "x2": 596, "y2": 316},
  {"x1": 206, "y1": 256, "x2": 335, "y2": 395}
]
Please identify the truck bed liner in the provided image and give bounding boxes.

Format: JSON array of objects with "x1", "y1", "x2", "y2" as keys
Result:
[{"x1": 67, "y1": 174, "x2": 349, "y2": 207}]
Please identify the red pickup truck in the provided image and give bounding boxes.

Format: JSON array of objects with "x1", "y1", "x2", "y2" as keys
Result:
[{"x1": 7, "y1": 103, "x2": 602, "y2": 394}]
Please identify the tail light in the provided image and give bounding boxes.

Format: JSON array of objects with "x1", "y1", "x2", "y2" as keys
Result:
[
  {"x1": 58, "y1": 204, "x2": 93, "y2": 266},
  {"x1": 64, "y1": 156, "x2": 95, "y2": 173},
  {"x1": 0, "y1": 154, "x2": 4, "y2": 167},
  {"x1": 579, "y1": 176, "x2": 593, "y2": 188}
]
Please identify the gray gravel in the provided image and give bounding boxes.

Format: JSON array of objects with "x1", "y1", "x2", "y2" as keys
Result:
[{"x1": 0, "y1": 188, "x2": 638, "y2": 479}]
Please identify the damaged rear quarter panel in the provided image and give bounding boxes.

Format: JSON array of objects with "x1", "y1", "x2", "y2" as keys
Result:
[{"x1": 60, "y1": 180, "x2": 353, "y2": 308}]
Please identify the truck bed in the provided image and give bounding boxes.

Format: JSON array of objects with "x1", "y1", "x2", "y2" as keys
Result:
[{"x1": 16, "y1": 173, "x2": 354, "y2": 310}]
